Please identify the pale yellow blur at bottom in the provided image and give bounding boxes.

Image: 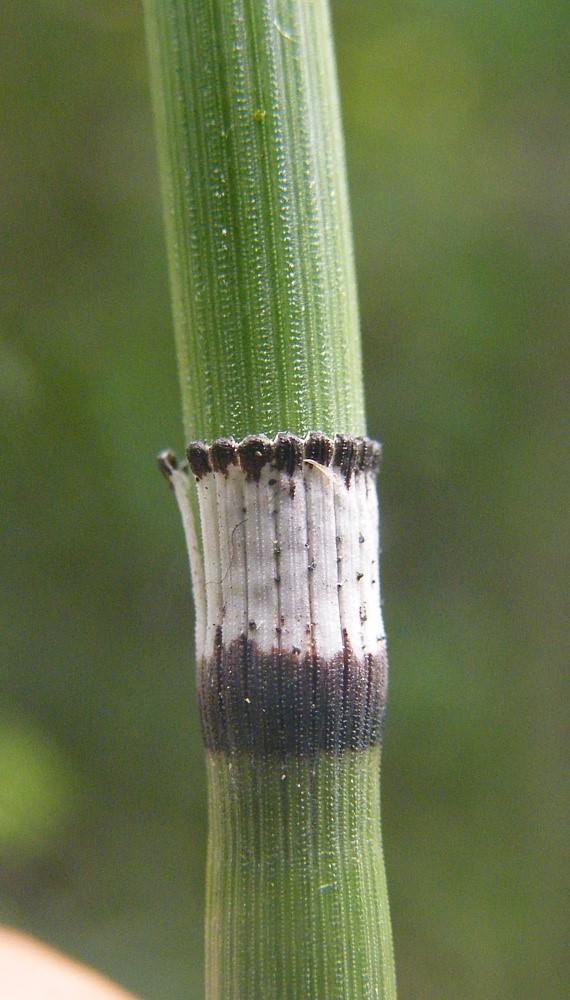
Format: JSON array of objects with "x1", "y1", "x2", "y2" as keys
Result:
[{"x1": 0, "y1": 929, "x2": 138, "y2": 1000}]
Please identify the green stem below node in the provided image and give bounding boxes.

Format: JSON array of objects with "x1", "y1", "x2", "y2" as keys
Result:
[{"x1": 206, "y1": 749, "x2": 396, "y2": 1000}]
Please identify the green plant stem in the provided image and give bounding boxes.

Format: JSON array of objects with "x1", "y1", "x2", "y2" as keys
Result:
[
  {"x1": 144, "y1": 0, "x2": 365, "y2": 441},
  {"x1": 144, "y1": 2, "x2": 396, "y2": 998},
  {"x1": 207, "y1": 750, "x2": 395, "y2": 998}
]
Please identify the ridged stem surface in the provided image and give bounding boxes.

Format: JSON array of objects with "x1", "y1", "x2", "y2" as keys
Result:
[
  {"x1": 144, "y1": 0, "x2": 365, "y2": 441},
  {"x1": 206, "y1": 750, "x2": 395, "y2": 999}
]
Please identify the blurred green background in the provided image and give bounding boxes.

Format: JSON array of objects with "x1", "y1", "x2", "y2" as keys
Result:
[{"x1": 1, "y1": 1, "x2": 567, "y2": 997}]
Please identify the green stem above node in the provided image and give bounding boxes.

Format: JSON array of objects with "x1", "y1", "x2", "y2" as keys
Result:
[{"x1": 144, "y1": 0, "x2": 365, "y2": 441}]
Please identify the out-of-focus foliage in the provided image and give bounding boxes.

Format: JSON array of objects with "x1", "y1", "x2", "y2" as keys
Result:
[{"x1": 0, "y1": 1, "x2": 566, "y2": 997}]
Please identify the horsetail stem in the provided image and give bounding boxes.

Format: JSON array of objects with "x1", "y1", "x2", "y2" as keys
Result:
[{"x1": 144, "y1": 3, "x2": 396, "y2": 997}]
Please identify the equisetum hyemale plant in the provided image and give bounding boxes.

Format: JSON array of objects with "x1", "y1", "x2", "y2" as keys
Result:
[{"x1": 144, "y1": 1, "x2": 396, "y2": 997}]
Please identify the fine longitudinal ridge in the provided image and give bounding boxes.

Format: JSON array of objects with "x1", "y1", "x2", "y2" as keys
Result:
[{"x1": 159, "y1": 432, "x2": 387, "y2": 754}]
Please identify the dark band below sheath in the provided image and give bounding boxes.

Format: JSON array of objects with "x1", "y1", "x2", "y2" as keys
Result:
[{"x1": 199, "y1": 634, "x2": 387, "y2": 755}]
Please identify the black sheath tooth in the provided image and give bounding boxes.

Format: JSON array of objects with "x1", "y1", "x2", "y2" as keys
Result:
[
  {"x1": 304, "y1": 431, "x2": 334, "y2": 467},
  {"x1": 237, "y1": 435, "x2": 274, "y2": 480},
  {"x1": 333, "y1": 434, "x2": 359, "y2": 486},
  {"x1": 360, "y1": 437, "x2": 382, "y2": 474},
  {"x1": 186, "y1": 441, "x2": 212, "y2": 478},
  {"x1": 274, "y1": 432, "x2": 304, "y2": 477},
  {"x1": 157, "y1": 449, "x2": 178, "y2": 480},
  {"x1": 210, "y1": 437, "x2": 238, "y2": 474}
]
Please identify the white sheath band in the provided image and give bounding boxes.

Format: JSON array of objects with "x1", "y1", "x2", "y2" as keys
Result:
[{"x1": 163, "y1": 434, "x2": 385, "y2": 670}]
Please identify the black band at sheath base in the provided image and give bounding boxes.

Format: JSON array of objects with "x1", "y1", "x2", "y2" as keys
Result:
[{"x1": 199, "y1": 634, "x2": 387, "y2": 756}]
